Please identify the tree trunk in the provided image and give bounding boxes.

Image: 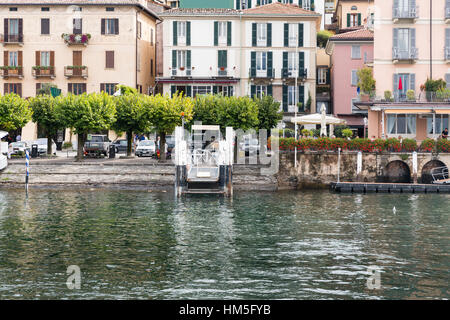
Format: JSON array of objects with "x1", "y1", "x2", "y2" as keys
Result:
[
  {"x1": 127, "y1": 129, "x2": 133, "y2": 157},
  {"x1": 76, "y1": 133, "x2": 85, "y2": 161},
  {"x1": 47, "y1": 136, "x2": 52, "y2": 155},
  {"x1": 160, "y1": 132, "x2": 166, "y2": 161}
]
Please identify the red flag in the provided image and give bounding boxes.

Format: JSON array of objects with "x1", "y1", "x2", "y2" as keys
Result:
[{"x1": 398, "y1": 77, "x2": 403, "y2": 90}]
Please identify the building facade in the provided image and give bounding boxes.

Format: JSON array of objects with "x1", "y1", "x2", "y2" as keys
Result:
[
  {"x1": 157, "y1": 2, "x2": 321, "y2": 124},
  {"x1": 330, "y1": 0, "x2": 374, "y2": 32},
  {"x1": 0, "y1": 0, "x2": 159, "y2": 141},
  {"x1": 327, "y1": 28, "x2": 373, "y2": 136},
  {"x1": 358, "y1": 0, "x2": 450, "y2": 141}
]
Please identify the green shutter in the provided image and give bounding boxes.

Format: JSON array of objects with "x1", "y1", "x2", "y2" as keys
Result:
[
  {"x1": 347, "y1": 14, "x2": 351, "y2": 27},
  {"x1": 187, "y1": 50, "x2": 191, "y2": 69},
  {"x1": 267, "y1": 85, "x2": 273, "y2": 97},
  {"x1": 252, "y1": 23, "x2": 257, "y2": 47},
  {"x1": 186, "y1": 21, "x2": 191, "y2": 46},
  {"x1": 358, "y1": 13, "x2": 361, "y2": 26},
  {"x1": 283, "y1": 52, "x2": 288, "y2": 77},
  {"x1": 171, "y1": 85, "x2": 176, "y2": 97},
  {"x1": 298, "y1": 23, "x2": 304, "y2": 47},
  {"x1": 227, "y1": 21, "x2": 232, "y2": 46},
  {"x1": 236, "y1": 0, "x2": 240, "y2": 9},
  {"x1": 299, "y1": 51, "x2": 305, "y2": 74},
  {"x1": 299, "y1": 86, "x2": 305, "y2": 111},
  {"x1": 257, "y1": 0, "x2": 260, "y2": 5},
  {"x1": 267, "y1": 23, "x2": 272, "y2": 47},
  {"x1": 214, "y1": 21, "x2": 218, "y2": 46},
  {"x1": 267, "y1": 51, "x2": 273, "y2": 77},
  {"x1": 218, "y1": 50, "x2": 227, "y2": 68},
  {"x1": 282, "y1": 85, "x2": 288, "y2": 111},
  {"x1": 172, "y1": 50, "x2": 177, "y2": 68},
  {"x1": 326, "y1": 68, "x2": 330, "y2": 85},
  {"x1": 173, "y1": 21, "x2": 177, "y2": 46},
  {"x1": 248, "y1": 0, "x2": 251, "y2": 8},
  {"x1": 311, "y1": 0, "x2": 315, "y2": 11},
  {"x1": 186, "y1": 86, "x2": 192, "y2": 97},
  {"x1": 250, "y1": 51, "x2": 256, "y2": 77},
  {"x1": 299, "y1": 0, "x2": 303, "y2": 7},
  {"x1": 284, "y1": 23, "x2": 289, "y2": 47},
  {"x1": 251, "y1": 85, "x2": 256, "y2": 98}
]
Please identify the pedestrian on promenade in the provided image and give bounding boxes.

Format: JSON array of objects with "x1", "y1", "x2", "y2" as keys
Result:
[
  {"x1": 442, "y1": 128, "x2": 448, "y2": 139},
  {"x1": 16, "y1": 134, "x2": 21, "y2": 142}
]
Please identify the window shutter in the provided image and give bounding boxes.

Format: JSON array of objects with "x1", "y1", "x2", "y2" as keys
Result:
[
  {"x1": 410, "y1": 73, "x2": 415, "y2": 91},
  {"x1": 393, "y1": 74, "x2": 398, "y2": 97},
  {"x1": 267, "y1": 51, "x2": 273, "y2": 77},
  {"x1": 311, "y1": 0, "x2": 315, "y2": 11},
  {"x1": 172, "y1": 50, "x2": 177, "y2": 68},
  {"x1": 171, "y1": 85, "x2": 176, "y2": 97},
  {"x1": 101, "y1": 19, "x2": 105, "y2": 35},
  {"x1": 4, "y1": 19, "x2": 8, "y2": 40},
  {"x1": 114, "y1": 19, "x2": 119, "y2": 35},
  {"x1": 250, "y1": 51, "x2": 256, "y2": 77},
  {"x1": 251, "y1": 85, "x2": 256, "y2": 98},
  {"x1": 68, "y1": 83, "x2": 73, "y2": 93},
  {"x1": 282, "y1": 85, "x2": 288, "y2": 111},
  {"x1": 299, "y1": 51, "x2": 305, "y2": 73},
  {"x1": 36, "y1": 51, "x2": 41, "y2": 66},
  {"x1": 18, "y1": 84, "x2": 22, "y2": 97},
  {"x1": 252, "y1": 23, "x2": 257, "y2": 47},
  {"x1": 186, "y1": 86, "x2": 192, "y2": 97},
  {"x1": 213, "y1": 86, "x2": 218, "y2": 94},
  {"x1": 173, "y1": 21, "x2": 178, "y2": 45},
  {"x1": 186, "y1": 21, "x2": 191, "y2": 46},
  {"x1": 106, "y1": 51, "x2": 114, "y2": 68},
  {"x1": 446, "y1": 74, "x2": 450, "y2": 89},
  {"x1": 18, "y1": 19, "x2": 23, "y2": 42},
  {"x1": 49, "y1": 51, "x2": 54, "y2": 68},
  {"x1": 284, "y1": 23, "x2": 289, "y2": 47},
  {"x1": 299, "y1": 0, "x2": 303, "y2": 7},
  {"x1": 187, "y1": 50, "x2": 191, "y2": 69},
  {"x1": 214, "y1": 21, "x2": 218, "y2": 46},
  {"x1": 393, "y1": 28, "x2": 398, "y2": 55},
  {"x1": 446, "y1": 29, "x2": 450, "y2": 48},
  {"x1": 358, "y1": 13, "x2": 361, "y2": 26},
  {"x1": 283, "y1": 52, "x2": 288, "y2": 76},
  {"x1": 326, "y1": 68, "x2": 330, "y2": 85},
  {"x1": 410, "y1": 28, "x2": 416, "y2": 49},
  {"x1": 267, "y1": 23, "x2": 272, "y2": 47},
  {"x1": 298, "y1": 23, "x2": 304, "y2": 47},
  {"x1": 36, "y1": 83, "x2": 41, "y2": 95},
  {"x1": 316, "y1": 68, "x2": 319, "y2": 84},
  {"x1": 236, "y1": 0, "x2": 240, "y2": 9},
  {"x1": 227, "y1": 21, "x2": 232, "y2": 46},
  {"x1": 267, "y1": 85, "x2": 273, "y2": 97},
  {"x1": 3, "y1": 51, "x2": 7, "y2": 77},
  {"x1": 248, "y1": 0, "x2": 252, "y2": 8},
  {"x1": 347, "y1": 14, "x2": 350, "y2": 27},
  {"x1": 41, "y1": 19, "x2": 49, "y2": 35},
  {"x1": 298, "y1": 86, "x2": 305, "y2": 110},
  {"x1": 100, "y1": 83, "x2": 105, "y2": 93},
  {"x1": 4, "y1": 83, "x2": 7, "y2": 94},
  {"x1": 223, "y1": 50, "x2": 227, "y2": 68},
  {"x1": 257, "y1": 0, "x2": 260, "y2": 5}
]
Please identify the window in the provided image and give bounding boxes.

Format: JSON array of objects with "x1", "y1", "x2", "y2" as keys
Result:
[
  {"x1": 318, "y1": 68, "x2": 327, "y2": 84},
  {"x1": 9, "y1": 7, "x2": 18, "y2": 12},
  {"x1": 288, "y1": 52, "x2": 297, "y2": 72},
  {"x1": 349, "y1": 14, "x2": 359, "y2": 27},
  {"x1": 288, "y1": 86, "x2": 298, "y2": 106},
  {"x1": 105, "y1": 19, "x2": 118, "y2": 35},
  {"x1": 41, "y1": 52, "x2": 50, "y2": 67},
  {"x1": 192, "y1": 86, "x2": 211, "y2": 97},
  {"x1": 217, "y1": 86, "x2": 233, "y2": 97},
  {"x1": 351, "y1": 6, "x2": 358, "y2": 10},
  {"x1": 73, "y1": 18, "x2": 82, "y2": 34},
  {"x1": 177, "y1": 21, "x2": 186, "y2": 44},
  {"x1": 106, "y1": 7, "x2": 115, "y2": 12},
  {"x1": 102, "y1": 83, "x2": 117, "y2": 95},
  {"x1": 256, "y1": 52, "x2": 267, "y2": 73},
  {"x1": 41, "y1": 7, "x2": 50, "y2": 11},
  {"x1": 351, "y1": 98, "x2": 359, "y2": 112},
  {"x1": 260, "y1": 0, "x2": 270, "y2": 5},
  {"x1": 288, "y1": 24, "x2": 298, "y2": 47},
  {"x1": 387, "y1": 114, "x2": 416, "y2": 135},
  {"x1": 9, "y1": 52, "x2": 18, "y2": 67},
  {"x1": 218, "y1": 21, "x2": 227, "y2": 44},
  {"x1": 5, "y1": 83, "x2": 21, "y2": 96},
  {"x1": 69, "y1": 83, "x2": 86, "y2": 95},
  {"x1": 41, "y1": 19, "x2": 50, "y2": 35},
  {"x1": 257, "y1": 23, "x2": 267, "y2": 46},
  {"x1": 351, "y1": 70, "x2": 358, "y2": 86},
  {"x1": 302, "y1": 0, "x2": 311, "y2": 10},
  {"x1": 177, "y1": 50, "x2": 186, "y2": 68},
  {"x1": 351, "y1": 45, "x2": 361, "y2": 59},
  {"x1": 170, "y1": 1, "x2": 177, "y2": 8},
  {"x1": 9, "y1": 19, "x2": 19, "y2": 36},
  {"x1": 255, "y1": 85, "x2": 267, "y2": 99},
  {"x1": 398, "y1": 28, "x2": 410, "y2": 51},
  {"x1": 105, "y1": 51, "x2": 115, "y2": 68},
  {"x1": 150, "y1": 59, "x2": 153, "y2": 76}
]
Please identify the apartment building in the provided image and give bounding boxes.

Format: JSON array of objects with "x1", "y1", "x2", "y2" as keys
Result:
[
  {"x1": 155, "y1": 0, "x2": 180, "y2": 8},
  {"x1": 158, "y1": 2, "x2": 321, "y2": 124},
  {"x1": 329, "y1": 0, "x2": 374, "y2": 32},
  {"x1": 356, "y1": 0, "x2": 450, "y2": 141},
  {"x1": 0, "y1": 0, "x2": 159, "y2": 141}
]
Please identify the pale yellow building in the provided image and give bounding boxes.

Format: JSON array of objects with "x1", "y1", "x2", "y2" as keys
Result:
[{"x1": 0, "y1": 0, "x2": 159, "y2": 142}]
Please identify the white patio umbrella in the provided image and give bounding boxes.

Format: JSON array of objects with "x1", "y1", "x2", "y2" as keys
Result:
[{"x1": 290, "y1": 114, "x2": 346, "y2": 126}]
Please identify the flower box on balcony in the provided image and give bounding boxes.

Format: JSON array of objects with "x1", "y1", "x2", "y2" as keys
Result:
[
  {"x1": 179, "y1": 67, "x2": 185, "y2": 71},
  {"x1": 61, "y1": 33, "x2": 91, "y2": 45}
]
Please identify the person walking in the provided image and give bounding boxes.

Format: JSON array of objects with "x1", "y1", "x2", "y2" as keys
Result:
[{"x1": 442, "y1": 128, "x2": 448, "y2": 139}]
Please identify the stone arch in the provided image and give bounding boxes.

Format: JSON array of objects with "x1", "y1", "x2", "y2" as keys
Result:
[
  {"x1": 420, "y1": 160, "x2": 448, "y2": 184},
  {"x1": 384, "y1": 160, "x2": 411, "y2": 183}
]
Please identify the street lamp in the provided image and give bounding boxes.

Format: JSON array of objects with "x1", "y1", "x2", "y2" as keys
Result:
[{"x1": 363, "y1": 117, "x2": 368, "y2": 138}]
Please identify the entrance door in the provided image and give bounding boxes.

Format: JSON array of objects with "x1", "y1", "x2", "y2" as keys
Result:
[
  {"x1": 73, "y1": 51, "x2": 82, "y2": 76},
  {"x1": 176, "y1": 86, "x2": 186, "y2": 96}
]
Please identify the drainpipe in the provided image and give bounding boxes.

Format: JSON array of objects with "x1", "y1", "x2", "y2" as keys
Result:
[
  {"x1": 430, "y1": 0, "x2": 432, "y2": 79},
  {"x1": 154, "y1": 19, "x2": 163, "y2": 94}
]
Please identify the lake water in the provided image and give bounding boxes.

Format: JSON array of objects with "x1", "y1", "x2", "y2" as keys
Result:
[{"x1": 0, "y1": 189, "x2": 448, "y2": 300}]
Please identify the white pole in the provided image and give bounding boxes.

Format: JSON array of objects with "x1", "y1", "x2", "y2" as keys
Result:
[
  {"x1": 337, "y1": 147, "x2": 341, "y2": 183},
  {"x1": 294, "y1": 28, "x2": 298, "y2": 168}
]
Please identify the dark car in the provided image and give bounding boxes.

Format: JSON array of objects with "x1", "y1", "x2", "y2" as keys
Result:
[{"x1": 112, "y1": 139, "x2": 128, "y2": 154}]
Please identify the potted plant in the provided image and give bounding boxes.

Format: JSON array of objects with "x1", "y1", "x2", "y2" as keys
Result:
[
  {"x1": 179, "y1": 66, "x2": 185, "y2": 71},
  {"x1": 384, "y1": 90, "x2": 393, "y2": 102},
  {"x1": 425, "y1": 78, "x2": 446, "y2": 101},
  {"x1": 357, "y1": 68, "x2": 376, "y2": 102},
  {"x1": 406, "y1": 89, "x2": 415, "y2": 101}
]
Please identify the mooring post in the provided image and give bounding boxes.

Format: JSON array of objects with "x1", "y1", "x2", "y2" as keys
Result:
[{"x1": 413, "y1": 151, "x2": 418, "y2": 184}]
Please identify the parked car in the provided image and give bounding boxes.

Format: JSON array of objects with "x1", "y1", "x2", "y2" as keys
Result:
[
  {"x1": 84, "y1": 135, "x2": 111, "y2": 157},
  {"x1": 33, "y1": 138, "x2": 57, "y2": 156},
  {"x1": 112, "y1": 139, "x2": 128, "y2": 154},
  {"x1": 135, "y1": 140, "x2": 156, "y2": 157},
  {"x1": 8, "y1": 141, "x2": 30, "y2": 156}
]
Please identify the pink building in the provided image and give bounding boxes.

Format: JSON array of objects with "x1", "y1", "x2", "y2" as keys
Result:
[{"x1": 326, "y1": 28, "x2": 374, "y2": 136}]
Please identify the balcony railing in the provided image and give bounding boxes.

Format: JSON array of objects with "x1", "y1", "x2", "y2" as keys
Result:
[
  {"x1": 0, "y1": 33, "x2": 24, "y2": 45},
  {"x1": 32, "y1": 66, "x2": 55, "y2": 78},
  {"x1": 356, "y1": 91, "x2": 450, "y2": 104},
  {"x1": 171, "y1": 67, "x2": 192, "y2": 77},
  {"x1": 61, "y1": 33, "x2": 91, "y2": 46},
  {"x1": 281, "y1": 68, "x2": 307, "y2": 79},
  {"x1": 64, "y1": 66, "x2": 88, "y2": 78},
  {"x1": 249, "y1": 68, "x2": 275, "y2": 79},
  {"x1": 0, "y1": 66, "x2": 23, "y2": 78},
  {"x1": 393, "y1": 47, "x2": 418, "y2": 61},
  {"x1": 217, "y1": 67, "x2": 228, "y2": 77},
  {"x1": 393, "y1": 6, "x2": 419, "y2": 20}
]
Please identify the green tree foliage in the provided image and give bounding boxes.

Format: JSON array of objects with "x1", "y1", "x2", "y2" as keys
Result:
[
  {"x1": 255, "y1": 95, "x2": 283, "y2": 131},
  {"x1": 0, "y1": 93, "x2": 32, "y2": 132},
  {"x1": 115, "y1": 84, "x2": 138, "y2": 96},
  {"x1": 57, "y1": 93, "x2": 116, "y2": 160},
  {"x1": 317, "y1": 30, "x2": 333, "y2": 48},
  {"x1": 144, "y1": 93, "x2": 194, "y2": 161},
  {"x1": 29, "y1": 95, "x2": 64, "y2": 155},
  {"x1": 357, "y1": 68, "x2": 376, "y2": 94},
  {"x1": 424, "y1": 78, "x2": 446, "y2": 92},
  {"x1": 192, "y1": 95, "x2": 220, "y2": 125}
]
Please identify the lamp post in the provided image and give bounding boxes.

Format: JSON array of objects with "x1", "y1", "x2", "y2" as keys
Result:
[{"x1": 363, "y1": 117, "x2": 368, "y2": 139}]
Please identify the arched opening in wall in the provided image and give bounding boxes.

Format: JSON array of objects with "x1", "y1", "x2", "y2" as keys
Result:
[
  {"x1": 421, "y1": 160, "x2": 448, "y2": 184},
  {"x1": 385, "y1": 160, "x2": 411, "y2": 183}
]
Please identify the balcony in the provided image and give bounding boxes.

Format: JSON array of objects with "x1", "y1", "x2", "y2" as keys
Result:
[
  {"x1": 32, "y1": 66, "x2": 55, "y2": 79},
  {"x1": 217, "y1": 67, "x2": 228, "y2": 77},
  {"x1": 0, "y1": 66, "x2": 23, "y2": 79},
  {"x1": 61, "y1": 33, "x2": 91, "y2": 46},
  {"x1": 281, "y1": 68, "x2": 307, "y2": 80},
  {"x1": 392, "y1": 47, "x2": 418, "y2": 63},
  {"x1": 64, "y1": 66, "x2": 88, "y2": 79},
  {"x1": 171, "y1": 67, "x2": 192, "y2": 77},
  {"x1": 249, "y1": 68, "x2": 275, "y2": 79},
  {"x1": 0, "y1": 34, "x2": 24, "y2": 46},
  {"x1": 392, "y1": 6, "x2": 419, "y2": 22}
]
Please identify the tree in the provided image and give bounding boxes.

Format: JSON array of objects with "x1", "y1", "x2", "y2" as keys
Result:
[
  {"x1": 255, "y1": 95, "x2": 283, "y2": 131},
  {"x1": 115, "y1": 84, "x2": 138, "y2": 96},
  {"x1": 29, "y1": 95, "x2": 63, "y2": 155},
  {"x1": 144, "y1": 93, "x2": 194, "y2": 161},
  {"x1": 357, "y1": 68, "x2": 376, "y2": 94},
  {"x1": 0, "y1": 93, "x2": 32, "y2": 133},
  {"x1": 57, "y1": 93, "x2": 116, "y2": 160},
  {"x1": 317, "y1": 30, "x2": 333, "y2": 48},
  {"x1": 216, "y1": 96, "x2": 259, "y2": 131},
  {"x1": 112, "y1": 93, "x2": 150, "y2": 156},
  {"x1": 192, "y1": 94, "x2": 220, "y2": 125}
]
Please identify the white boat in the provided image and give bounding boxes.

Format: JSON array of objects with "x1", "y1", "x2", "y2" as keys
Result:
[{"x1": 0, "y1": 131, "x2": 8, "y2": 171}]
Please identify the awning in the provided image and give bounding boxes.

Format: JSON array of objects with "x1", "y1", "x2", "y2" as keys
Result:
[
  {"x1": 384, "y1": 109, "x2": 432, "y2": 114},
  {"x1": 435, "y1": 109, "x2": 450, "y2": 114}
]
